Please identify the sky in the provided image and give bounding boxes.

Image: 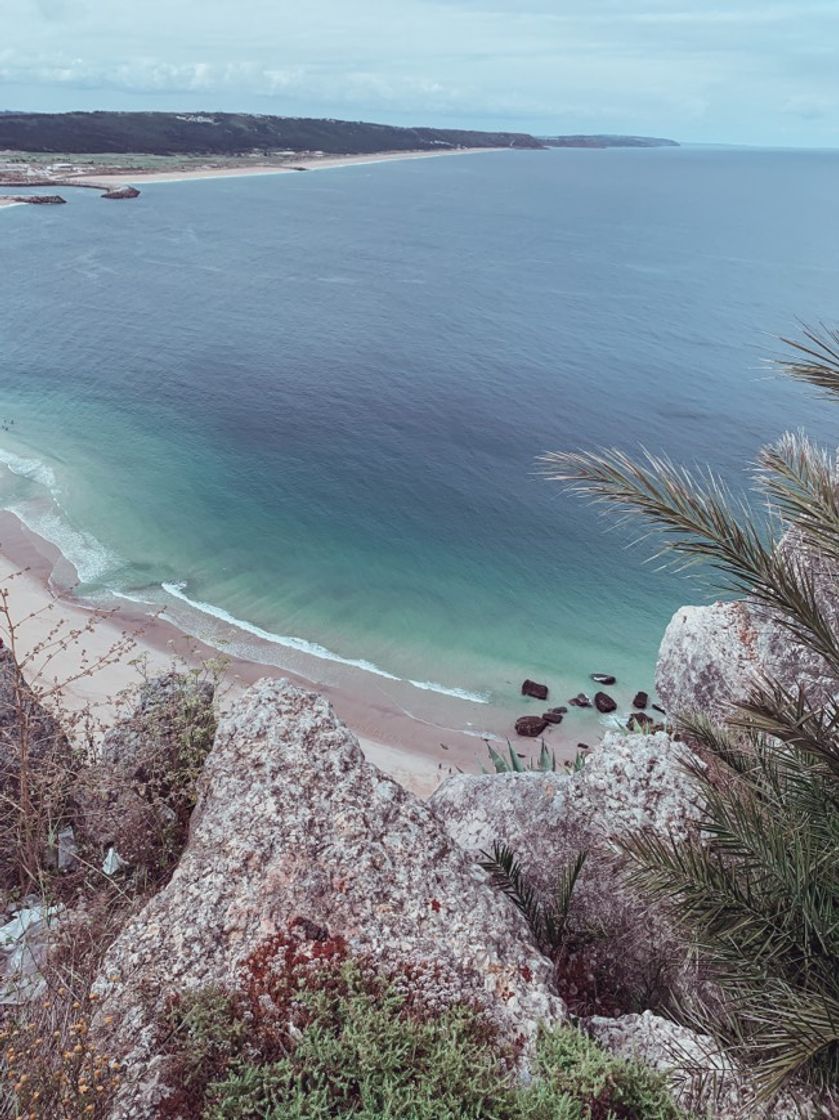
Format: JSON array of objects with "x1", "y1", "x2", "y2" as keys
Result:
[{"x1": 2, "y1": 1, "x2": 839, "y2": 146}]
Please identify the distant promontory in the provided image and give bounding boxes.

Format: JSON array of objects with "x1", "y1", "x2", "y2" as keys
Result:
[{"x1": 539, "y1": 134, "x2": 679, "y2": 148}]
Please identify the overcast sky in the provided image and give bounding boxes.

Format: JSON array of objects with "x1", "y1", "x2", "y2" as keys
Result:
[{"x1": 2, "y1": 1, "x2": 838, "y2": 146}]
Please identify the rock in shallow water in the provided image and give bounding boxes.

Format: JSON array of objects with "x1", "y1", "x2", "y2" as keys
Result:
[
  {"x1": 101, "y1": 185, "x2": 140, "y2": 199},
  {"x1": 521, "y1": 678, "x2": 549, "y2": 700},
  {"x1": 594, "y1": 691, "x2": 617, "y2": 713}
]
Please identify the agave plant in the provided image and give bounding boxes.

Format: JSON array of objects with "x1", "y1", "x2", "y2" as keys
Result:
[
  {"x1": 485, "y1": 739, "x2": 558, "y2": 773},
  {"x1": 485, "y1": 740, "x2": 587, "y2": 774},
  {"x1": 540, "y1": 324, "x2": 839, "y2": 1104}
]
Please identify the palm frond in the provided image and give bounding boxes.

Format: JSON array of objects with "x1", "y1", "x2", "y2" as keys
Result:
[
  {"x1": 540, "y1": 447, "x2": 839, "y2": 675},
  {"x1": 757, "y1": 433, "x2": 839, "y2": 564},
  {"x1": 777, "y1": 323, "x2": 839, "y2": 399},
  {"x1": 479, "y1": 841, "x2": 544, "y2": 940},
  {"x1": 542, "y1": 319, "x2": 839, "y2": 1100},
  {"x1": 732, "y1": 679, "x2": 839, "y2": 780},
  {"x1": 480, "y1": 841, "x2": 588, "y2": 954}
]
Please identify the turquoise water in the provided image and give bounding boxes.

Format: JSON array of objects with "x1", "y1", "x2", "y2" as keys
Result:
[{"x1": 1, "y1": 147, "x2": 838, "y2": 726}]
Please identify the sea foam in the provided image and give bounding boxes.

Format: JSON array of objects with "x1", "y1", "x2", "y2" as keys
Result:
[
  {"x1": 161, "y1": 580, "x2": 489, "y2": 704},
  {"x1": 0, "y1": 446, "x2": 122, "y2": 585},
  {"x1": 0, "y1": 448, "x2": 58, "y2": 492},
  {"x1": 8, "y1": 503, "x2": 122, "y2": 586}
]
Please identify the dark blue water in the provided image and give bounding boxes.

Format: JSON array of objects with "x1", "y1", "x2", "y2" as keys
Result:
[{"x1": 1, "y1": 147, "x2": 837, "y2": 726}]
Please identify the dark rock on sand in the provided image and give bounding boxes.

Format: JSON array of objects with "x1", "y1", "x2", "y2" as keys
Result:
[
  {"x1": 594, "y1": 692, "x2": 617, "y2": 714},
  {"x1": 591, "y1": 673, "x2": 616, "y2": 685},
  {"x1": 521, "y1": 679, "x2": 549, "y2": 701},
  {"x1": 515, "y1": 715, "x2": 549, "y2": 737},
  {"x1": 632, "y1": 691, "x2": 649, "y2": 709},
  {"x1": 542, "y1": 711, "x2": 563, "y2": 725},
  {"x1": 627, "y1": 712, "x2": 654, "y2": 731}
]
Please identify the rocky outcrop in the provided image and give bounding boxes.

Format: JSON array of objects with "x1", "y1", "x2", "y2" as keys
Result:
[
  {"x1": 92, "y1": 679, "x2": 563, "y2": 1117},
  {"x1": 587, "y1": 1011, "x2": 818, "y2": 1120},
  {"x1": 656, "y1": 532, "x2": 839, "y2": 722},
  {"x1": 0, "y1": 648, "x2": 66, "y2": 787},
  {"x1": 101, "y1": 185, "x2": 140, "y2": 199},
  {"x1": 3, "y1": 194, "x2": 66, "y2": 204},
  {"x1": 99, "y1": 671, "x2": 214, "y2": 770},
  {"x1": 432, "y1": 730, "x2": 701, "y2": 863},
  {"x1": 430, "y1": 730, "x2": 703, "y2": 1013}
]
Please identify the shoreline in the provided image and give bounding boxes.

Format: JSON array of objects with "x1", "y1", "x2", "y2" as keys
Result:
[
  {"x1": 0, "y1": 509, "x2": 582, "y2": 795},
  {"x1": 110, "y1": 147, "x2": 507, "y2": 186},
  {"x1": 0, "y1": 147, "x2": 507, "y2": 195}
]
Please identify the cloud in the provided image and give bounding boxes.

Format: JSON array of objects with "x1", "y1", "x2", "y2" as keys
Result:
[
  {"x1": 781, "y1": 93, "x2": 836, "y2": 120},
  {"x1": 4, "y1": 0, "x2": 839, "y2": 144},
  {"x1": 30, "y1": 0, "x2": 79, "y2": 18}
]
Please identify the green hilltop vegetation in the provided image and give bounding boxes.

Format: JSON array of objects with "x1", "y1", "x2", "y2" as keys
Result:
[{"x1": 0, "y1": 110, "x2": 545, "y2": 155}]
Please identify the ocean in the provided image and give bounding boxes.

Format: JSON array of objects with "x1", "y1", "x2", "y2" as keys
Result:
[{"x1": 2, "y1": 146, "x2": 838, "y2": 744}]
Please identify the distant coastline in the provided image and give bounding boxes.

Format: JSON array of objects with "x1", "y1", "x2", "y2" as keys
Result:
[{"x1": 0, "y1": 146, "x2": 508, "y2": 202}]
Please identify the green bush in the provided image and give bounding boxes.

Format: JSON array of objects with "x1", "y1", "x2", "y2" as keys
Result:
[
  {"x1": 519, "y1": 1025, "x2": 687, "y2": 1120},
  {"x1": 156, "y1": 927, "x2": 687, "y2": 1119}
]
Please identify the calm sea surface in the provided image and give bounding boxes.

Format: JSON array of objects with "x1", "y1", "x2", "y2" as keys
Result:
[{"x1": 1, "y1": 147, "x2": 838, "y2": 725}]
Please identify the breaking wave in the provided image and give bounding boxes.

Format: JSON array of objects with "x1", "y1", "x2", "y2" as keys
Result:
[{"x1": 161, "y1": 580, "x2": 490, "y2": 704}]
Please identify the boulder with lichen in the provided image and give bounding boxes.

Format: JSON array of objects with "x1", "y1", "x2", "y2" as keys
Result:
[{"x1": 91, "y1": 678, "x2": 563, "y2": 1117}]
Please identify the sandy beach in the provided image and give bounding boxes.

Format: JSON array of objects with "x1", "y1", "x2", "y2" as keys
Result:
[
  {"x1": 0, "y1": 509, "x2": 547, "y2": 797},
  {"x1": 56, "y1": 147, "x2": 504, "y2": 188}
]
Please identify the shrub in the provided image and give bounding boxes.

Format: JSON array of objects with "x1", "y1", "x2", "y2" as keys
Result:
[
  {"x1": 152, "y1": 923, "x2": 687, "y2": 1119},
  {"x1": 0, "y1": 988, "x2": 123, "y2": 1119},
  {"x1": 520, "y1": 1025, "x2": 687, "y2": 1120}
]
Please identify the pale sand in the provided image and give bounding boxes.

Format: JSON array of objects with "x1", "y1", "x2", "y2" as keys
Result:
[
  {"x1": 65, "y1": 147, "x2": 505, "y2": 188},
  {"x1": 0, "y1": 510, "x2": 490, "y2": 797}
]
